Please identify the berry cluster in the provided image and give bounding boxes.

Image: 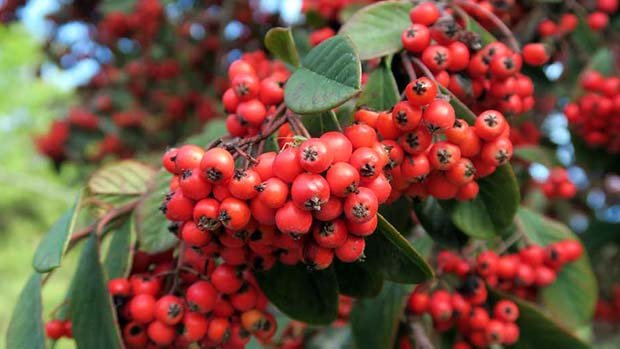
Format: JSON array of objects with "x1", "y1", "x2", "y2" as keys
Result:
[
  {"x1": 538, "y1": 0, "x2": 618, "y2": 35},
  {"x1": 400, "y1": 2, "x2": 536, "y2": 117},
  {"x1": 223, "y1": 54, "x2": 290, "y2": 137},
  {"x1": 354, "y1": 77, "x2": 513, "y2": 201},
  {"x1": 564, "y1": 70, "x2": 620, "y2": 154},
  {"x1": 539, "y1": 167, "x2": 577, "y2": 200},
  {"x1": 439, "y1": 240, "x2": 583, "y2": 301},
  {"x1": 407, "y1": 287, "x2": 520, "y2": 348},
  {"x1": 44, "y1": 319, "x2": 72, "y2": 341}
]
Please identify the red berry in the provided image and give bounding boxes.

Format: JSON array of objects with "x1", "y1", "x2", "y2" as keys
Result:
[
  {"x1": 256, "y1": 177, "x2": 289, "y2": 208},
  {"x1": 321, "y1": 131, "x2": 353, "y2": 162},
  {"x1": 219, "y1": 197, "x2": 251, "y2": 231},
  {"x1": 108, "y1": 278, "x2": 131, "y2": 297},
  {"x1": 344, "y1": 123, "x2": 378, "y2": 149},
  {"x1": 399, "y1": 127, "x2": 432, "y2": 155},
  {"x1": 406, "y1": 77, "x2": 437, "y2": 107},
  {"x1": 303, "y1": 241, "x2": 334, "y2": 270},
  {"x1": 474, "y1": 110, "x2": 507, "y2": 141},
  {"x1": 273, "y1": 147, "x2": 304, "y2": 183},
  {"x1": 326, "y1": 162, "x2": 360, "y2": 197},
  {"x1": 494, "y1": 300, "x2": 519, "y2": 322},
  {"x1": 229, "y1": 169, "x2": 261, "y2": 200},
  {"x1": 523, "y1": 43, "x2": 550, "y2": 66},
  {"x1": 181, "y1": 312, "x2": 208, "y2": 342},
  {"x1": 155, "y1": 295, "x2": 185, "y2": 325},
  {"x1": 423, "y1": 99, "x2": 455, "y2": 131},
  {"x1": 45, "y1": 320, "x2": 65, "y2": 339},
  {"x1": 335, "y1": 235, "x2": 366, "y2": 262},
  {"x1": 291, "y1": 173, "x2": 330, "y2": 211},
  {"x1": 422, "y1": 45, "x2": 451, "y2": 72},
  {"x1": 147, "y1": 320, "x2": 176, "y2": 346},
  {"x1": 428, "y1": 141, "x2": 461, "y2": 170},
  {"x1": 129, "y1": 294, "x2": 156, "y2": 324},
  {"x1": 123, "y1": 322, "x2": 148, "y2": 347},
  {"x1": 299, "y1": 138, "x2": 334, "y2": 173},
  {"x1": 200, "y1": 148, "x2": 235, "y2": 184},
  {"x1": 175, "y1": 145, "x2": 204, "y2": 172},
  {"x1": 344, "y1": 187, "x2": 378, "y2": 224},
  {"x1": 275, "y1": 201, "x2": 313, "y2": 235},
  {"x1": 313, "y1": 219, "x2": 348, "y2": 249},
  {"x1": 237, "y1": 99, "x2": 267, "y2": 126},
  {"x1": 401, "y1": 24, "x2": 431, "y2": 53},
  {"x1": 392, "y1": 101, "x2": 423, "y2": 131},
  {"x1": 407, "y1": 291, "x2": 429, "y2": 315},
  {"x1": 410, "y1": 2, "x2": 440, "y2": 26},
  {"x1": 481, "y1": 137, "x2": 513, "y2": 166},
  {"x1": 186, "y1": 281, "x2": 217, "y2": 313}
]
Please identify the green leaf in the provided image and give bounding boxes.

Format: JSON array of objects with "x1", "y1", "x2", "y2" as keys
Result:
[
  {"x1": 256, "y1": 263, "x2": 338, "y2": 325},
  {"x1": 33, "y1": 191, "x2": 83, "y2": 272},
  {"x1": 71, "y1": 234, "x2": 123, "y2": 349},
  {"x1": 334, "y1": 260, "x2": 384, "y2": 298},
  {"x1": 465, "y1": 14, "x2": 496, "y2": 45},
  {"x1": 442, "y1": 165, "x2": 520, "y2": 238},
  {"x1": 363, "y1": 214, "x2": 433, "y2": 283},
  {"x1": 351, "y1": 281, "x2": 412, "y2": 349},
  {"x1": 440, "y1": 86, "x2": 477, "y2": 124},
  {"x1": 513, "y1": 145, "x2": 558, "y2": 167},
  {"x1": 88, "y1": 160, "x2": 155, "y2": 196},
  {"x1": 104, "y1": 217, "x2": 136, "y2": 279},
  {"x1": 378, "y1": 197, "x2": 413, "y2": 235},
  {"x1": 356, "y1": 57, "x2": 400, "y2": 110},
  {"x1": 134, "y1": 171, "x2": 178, "y2": 253},
  {"x1": 184, "y1": 119, "x2": 227, "y2": 146},
  {"x1": 586, "y1": 48, "x2": 614, "y2": 76},
  {"x1": 339, "y1": 1, "x2": 413, "y2": 60},
  {"x1": 284, "y1": 35, "x2": 361, "y2": 114},
  {"x1": 516, "y1": 207, "x2": 597, "y2": 330},
  {"x1": 265, "y1": 27, "x2": 301, "y2": 67},
  {"x1": 489, "y1": 289, "x2": 591, "y2": 349},
  {"x1": 302, "y1": 110, "x2": 342, "y2": 137},
  {"x1": 413, "y1": 198, "x2": 469, "y2": 248},
  {"x1": 6, "y1": 273, "x2": 45, "y2": 349}
]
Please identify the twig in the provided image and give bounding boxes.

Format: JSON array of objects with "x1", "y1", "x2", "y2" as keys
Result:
[
  {"x1": 328, "y1": 110, "x2": 343, "y2": 132},
  {"x1": 400, "y1": 52, "x2": 418, "y2": 81},
  {"x1": 409, "y1": 320, "x2": 435, "y2": 349},
  {"x1": 496, "y1": 231, "x2": 524, "y2": 255},
  {"x1": 287, "y1": 113, "x2": 311, "y2": 138},
  {"x1": 455, "y1": 0, "x2": 520, "y2": 53}
]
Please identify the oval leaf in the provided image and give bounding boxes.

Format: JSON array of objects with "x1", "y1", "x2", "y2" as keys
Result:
[
  {"x1": 514, "y1": 145, "x2": 558, "y2": 167},
  {"x1": 88, "y1": 160, "x2": 155, "y2": 196},
  {"x1": 351, "y1": 281, "x2": 412, "y2": 349},
  {"x1": 356, "y1": 57, "x2": 399, "y2": 110},
  {"x1": 412, "y1": 198, "x2": 469, "y2": 248},
  {"x1": 33, "y1": 191, "x2": 83, "y2": 272},
  {"x1": 363, "y1": 214, "x2": 433, "y2": 283},
  {"x1": 265, "y1": 27, "x2": 301, "y2": 67},
  {"x1": 284, "y1": 35, "x2": 361, "y2": 114},
  {"x1": 135, "y1": 171, "x2": 178, "y2": 253},
  {"x1": 340, "y1": 1, "x2": 413, "y2": 60},
  {"x1": 104, "y1": 216, "x2": 136, "y2": 279},
  {"x1": 256, "y1": 263, "x2": 338, "y2": 325},
  {"x1": 441, "y1": 165, "x2": 520, "y2": 238},
  {"x1": 71, "y1": 234, "x2": 123, "y2": 349},
  {"x1": 517, "y1": 207, "x2": 597, "y2": 330},
  {"x1": 490, "y1": 289, "x2": 590, "y2": 349},
  {"x1": 6, "y1": 273, "x2": 45, "y2": 349},
  {"x1": 335, "y1": 260, "x2": 384, "y2": 298}
]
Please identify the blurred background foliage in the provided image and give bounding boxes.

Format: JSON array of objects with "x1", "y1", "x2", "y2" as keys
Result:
[{"x1": 0, "y1": 23, "x2": 79, "y2": 348}]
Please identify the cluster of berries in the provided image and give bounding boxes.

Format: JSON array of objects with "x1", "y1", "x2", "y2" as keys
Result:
[
  {"x1": 161, "y1": 125, "x2": 390, "y2": 270},
  {"x1": 508, "y1": 121, "x2": 541, "y2": 147},
  {"x1": 106, "y1": 265, "x2": 274, "y2": 348},
  {"x1": 97, "y1": 0, "x2": 164, "y2": 46},
  {"x1": 44, "y1": 319, "x2": 72, "y2": 341},
  {"x1": 438, "y1": 240, "x2": 583, "y2": 301},
  {"x1": 400, "y1": 2, "x2": 537, "y2": 117},
  {"x1": 595, "y1": 284, "x2": 620, "y2": 324},
  {"x1": 564, "y1": 70, "x2": 620, "y2": 154},
  {"x1": 539, "y1": 0, "x2": 618, "y2": 34},
  {"x1": 539, "y1": 167, "x2": 578, "y2": 200},
  {"x1": 223, "y1": 54, "x2": 290, "y2": 137},
  {"x1": 354, "y1": 77, "x2": 513, "y2": 201},
  {"x1": 407, "y1": 287, "x2": 520, "y2": 348}
]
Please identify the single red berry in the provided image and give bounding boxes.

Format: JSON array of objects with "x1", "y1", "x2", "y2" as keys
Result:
[
  {"x1": 446, "y1": 158, "x2": 476, "y2": 185},
  {"x1": 422, "y1": 45, "x2": 451, "y2": 72},
  {"x1": 481, "y1": 137, "x2": 513, "y2": 166},
  {"x1": 219, "y1": 197, "x2": 251, "y2": 231},
  {"x1": 230, "y1": 285, "x2": 258, "y2": 312},
  {"x1": 259, "y1": 78, "x2": 284, "y2": 106},
  {"x1": 485, "y1": 320, "x2": 504, "y2": 344},
  {"x1": 426, "y1": 172, "x2": 459, "y2": 199},
  {"x1": 410, "y1": 2, "x2": 441, "y2": 26},
  {"x1": 401, "y1": 153, "x2": 431, "y2": 181},
  {"x1": 523, "y1": 43, "x2": 550, "y2": 66},
  {"x1": 291, "y1": 173, "x2": 331, "y2": 211},
  {"x1": 469, "y1": 307, "x2": 490, "y2": 330},
  {"x1": 401, "y1": 24, "x2": 431, "y2": 53},
  {"x1": 276, "y1": 201, "x2": 313, "y2": 235},
  {"x1": 181, "y1": 312, "x2": 208, "y2": 342},
  {"x1": 405, "y1": 77, "x2": 437, "y2": 107},
  {"x1": 313, "y1": 219, "x2": 348, "y2": 248},
  {"x1": 303, "y1": 241, "x2": 335, "y2": 270},
  {"x1": 423, "y1": 99, "x2": 455, "y2": 131},
  {"x1": 193, "y1": 198, "x2": 221, "y2": 231},
  {"x1": 147, "y1": 320, "x2": 176, "y2": 346},
  {"x1": 155, "y1": 295, "x2": 185, "y2": 325},
  {"x1": 200, "y1": 148, "x2": 235, "y2": 184},
  {"x1": 335, "y1": 235, "x2": 366, "y2": 262},
  {"x1": 428, "y1": 141, "x2": 462, "y2": 170},
  {"x1": 256, "y1": 177, "x2": 289, "y2": 209},
  {"x1": 407, "y1": 291, "x2": 429, "y2": 315},
  {"x1": 130, "y1": 274, "x2": 161, "y2": 296},
  {"x1": 45, "y1": 320, "x2": 65, "y2": 339},
  {"x1": 222, "y1": 88, "x2": 239, "y2": 113},
  {"x1": 229, "y1": 169, "x2": 262, "y2": 200},
  {"x1": 326, "y1": 162, "x2": 360, "y2": 197},
  {"x1": 344, "y1": 187, "x2": 378, "y2": 224},
  {"x1": 175, "y1": 145, "x2": 204, "y2": 172},
  {"x1": 346, "y1": 214, "x2": 378, "y2": 237},
  {"x1": 320, "y1": 131, "x2": 353, "y2": 162},
  {"x1": 354, "y1": 108, "x2": 380, "y2": 127},
  {"x1": 207, "y1": 317, "x2": 231, "y2": 344},
  {"x1": 236, "y1": 99, "x2": 267, "y2": 126},
  {"x1": 108, "y1": 278, "x2": 131, "y2": 297},
  {"x1": 129, "y1": 294, "x2": 156, "y2": 324},
  {"x1": 502, "y1": 321, "x2": 520, "y2": 345},
  {"x1": 232, "y1": 73, "x2": 260, "y2": 101},
  {"x1": 494, "y1": 300, "x2": 519, "y2": 322},
  {"x1": 392, "y1": 101, "x2": 423, "y2": 131},
  {"x1": 181, "y1": 221, "x2": 212, "y2": 246},
  {"x1": 447, "y1": 41, "x2": 470, "y2": 71},
  {"x1": 162, "y1": 148, "x2": 178, "y2": 174},
  {"x1": 179, "y1": 169, "x2": 212, "y2": 200},
  {"x1": 399, "y1": 127, "x2": 432, "y2": 155},
  {"x1": 299, "y1": 138, "x2": 333, "y2": 173},
  {"x1": 186, "y1": 281, "x2": 217, "y2": 313},
  {"x1": 123, "y1": 322, "x2": 148, "y2": 347},
  {"x1": 273, "y1": 147, "x2": 304, "y2": 183},
  {"x1": 253, "y1": 151, "x2": 276, "y2": 180},
  {"x1": 350, "y1": 147, "x2": 382, "y2": 180},
  {"x1": 474, "y1": 110, "x2": 507, "y2": 141},
  {"x1": 313, "y1": 196, "x2": 344, "y2": 222},
  {"x1": 344, "y1": 123, "x2": 379, "y2": 149},
  {"x1": 228, "y1": 60, "x2": 255, "y2": 79}
]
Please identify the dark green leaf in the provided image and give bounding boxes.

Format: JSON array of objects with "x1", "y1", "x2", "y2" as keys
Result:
[
  {"x1": 412, "y1": 198, "x2": 469, "y2": 248},
  {"x1": 88, "y1": 160, "x2": 155, "y2": 196},
  {"x1": 104, "y1": 217, "x2": 136, "y2": 279},
  {"x1": 71, "y1": 235, "x2": 123, "y2": 349},
  {"x1": 6, "y1": 273, "x2": 45, "y2": 349},
  {"x1": 363, "y1": 214, "x2": 433, "y2": 283},
  {"x1": 586, "y1": 48, "x2": 614, "y2": 76},
  {"x1": 513, "y1": 145, "x2": 558, "y2": 167},
  {"x1": 256, "y1": 264, "x2": 338, "y2": 325},
  {"x1": 284, "y1": 35, "x2": 361, "y2": 114},
  {"x1": 302, "y1": 110, "x2": 342, "y2": 137},
  {"x1": 516, "y1": 207, "x2": 597, "y2": 330},
  {"x1": 356, "y1": 57, "x2": 400, "y2": 110},
  {"x1": 265, "y1": 27, "x2": 301, "y2": 67},
  {"x1": 33, "y1": 191, "x2": 83, "y2": 272},
  {"x1": 134, "y1": 171, "x2": 178, "y2": 253},
  {"x1": 378, "y1": 197, "x2": 413, "y2": 235},
  {"x1": 335, "y1": 260, "x2": 384, "y2": 298},
  {"x1": 351, "y1": 281, "x2": 412, "y2": 349},
  {"x1": 581, "y1": 219, "x2": 620, "y2": 252},
  {"x1": 441, "y1": 165, "x2": 520, "y2": 238},
  {"x1": 489, "y1": 289, "x2": 591, "y2": 349},
  {"x1": 339, "y1": 1, "x2": 413, "y2": 60}
]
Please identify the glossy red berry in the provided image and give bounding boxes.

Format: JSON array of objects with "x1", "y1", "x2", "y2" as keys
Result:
[
  {"x1": 147, "y1": 320, "x2": 176, "y2": 346},
  {"x1": 291, "y1": 173, "x2": 331, "y2": 211},
  {"x1": 303, "y1": 241, "x2": 334, "y2": 270},
  {"x1": 422, "y1": 45, "x2": 451, "y2": 72},
  {"x1": 273, "y1": 147, "x2": 304, "y2": 183},
  {"x1": 219, "y1": 197, "x2": 251, "y2": 231},
  {"x1": 523, "y1": 43, "x2": 550, "y2": 66},
  {"x1": 406, "y1": 77, "x2": 437, "y2": 107},
  {"x1": 335, "y1": 235, "x2": 366, "y2": 262},
  {"x1": 299, "y1": 138, "x2": 333, "y2": 173},
  {"x1": 474, "y1": 110, "x2": 507, "y2": 141},
  {"x1": 326, "y1": 162, "x2": 360, "y2": 197},
  {"x1": 200, "y1": 148, "x2": 235, "y2": 184},
  {"x1": 256, "y1": 177, "x2": 289, "y2": 209},
  {"x1": 410, "y1": 2, "x2": 440, "y2": 26},
  {"x1": 155, "y1": 295, "x2": 185, "y2": 325},
  {"x1": 399, "y1": 127, "x2": 432, "y2": 155},
  {"x1": 428, "y1": 141, "x2": 461, "y2": 170},
  {"x1": 276, "y1": 201, "x2": 313, "y2": 235},
  {"x1": 494, "y1": 300, "x2": 519, "y2": 322},
  {"x1": 181, "y1": 312, "x2": 208, "y2": 342},
  {"x1": 392, "y1": 101, "x2": 423, "y2": 131},
  {"x1": 423, "y1": 99, "x2": 455, "y2": 131},
  {"x1": 229, "y1": 169, "x2": 261, "y2": 200},
  {"x1": 313, "y1": 219, "x2": 348, "y2": 248},
  {"x1": 401, "y1": 24, "x2": 431, "y2": 53},
  {"x1": 45, "y1": 320, "x2": 65, "y2": 339},
  {"x1": 108, "y1": 278, "x2": 131, "y2": 297},
  {"x1": 186, "y1": 281, "x2": 217, "y2": 313},
  {"x1": 320, "y1": 131, "x2": 353, "y2": 162},
  {"x1": 129, "y1": 294, "x2": 156, "y2": 324},
  {"x1": 344, "y1": 187, "x2": 378, "y2": 224}
]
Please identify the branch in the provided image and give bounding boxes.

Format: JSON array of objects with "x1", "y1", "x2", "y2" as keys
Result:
[
  {"x1": 409, "y1": 320, "x2": 435, "y2": 349},
  {"x1": 454, "y1": 0, "x2": 520, "y2": 53}
]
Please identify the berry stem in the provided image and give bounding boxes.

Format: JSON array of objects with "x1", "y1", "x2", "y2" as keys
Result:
[
  {"x1": 328, "y1": 110, "x2": 343, "y2": 132},
  {"x1": 496, "y1": 231, "x2": 524, "y2": 255},
  {"x1": 407, "y1": 318, "x2": 435, "y2": 349},
  {"x1": 454, "y1": 0, "x2": 521, "y2": 53},
  {"x1": 400, "y1": 51, "x2": 418, "y2": 81},
  {"x1": 287, "y1": 113, "x2": 311, "y2": 138}
]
